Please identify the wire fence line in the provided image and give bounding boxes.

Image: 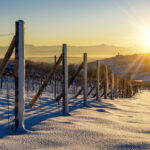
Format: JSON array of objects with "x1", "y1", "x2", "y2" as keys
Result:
[{"x1": 0, "y1": 33, "x2": 15, "y2": 37}]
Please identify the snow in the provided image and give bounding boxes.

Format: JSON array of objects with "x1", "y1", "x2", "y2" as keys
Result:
[{"x1": 0, "y1": 85, "x2": 150, "y2": 149}]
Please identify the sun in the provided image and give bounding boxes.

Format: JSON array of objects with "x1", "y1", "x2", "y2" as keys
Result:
[
  {"x1": 144, "y1": 30, "x2": 150, "y2": 47},
  {"x1": 137, "y1": 25, "x2": 150, "y2": 49},
  {"x1": 141, "y1": 28, "x2": 150, "y2": 48}
]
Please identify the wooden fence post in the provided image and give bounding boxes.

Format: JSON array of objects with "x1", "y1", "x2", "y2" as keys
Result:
[
  {"x1": 127, "y1": 78, "x2": 132, "y2": 97},
  {"x1": 111, "y1": 69, "x2": 114, "y2": 100},
  {"x1": 54, "y1": 56, "x2": 57, "y2": 99},
  {"x1": 83, "y1": 53, "x2": 88, "y2": 106},
  {"x1": 15, "y1": 20, "x2": 25, "y2": 131},
  {"x1": 115, "y1": 74, "x2": 118, "y2": 98},
  {"x1": 127, "y1": 78, "x2": 131, "y2": 97},
  {"x1": 62, "y1": 44, "x2": 68, "y2": 113},
  {"x1": 0, "y1": 77, "x2": 3, "y2": 88},
  {"x1": 96, "y1": 60, "x2": 101, "y2": 101},
  {"x1": 122, "y1": 79, "x2": 125, "y2": 98},
  {"x1": 104, "y1": 65, "x2": 108, "y2": 99}
]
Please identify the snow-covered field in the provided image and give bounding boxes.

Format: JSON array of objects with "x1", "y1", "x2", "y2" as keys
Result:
[{"x1": 0, "y1": 86, "x2": 150, "y2": 149}]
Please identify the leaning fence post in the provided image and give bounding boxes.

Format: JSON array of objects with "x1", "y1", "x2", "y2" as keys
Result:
[
  {"x1": 15, "y1": 20, "x2": 25, "y2": 131},
  {"x1": 62, "y1": 44, "x2": 68, "y2": 113},
  {"x1": 96, "y1": 60, "x2": 101, "y2": 101},
  {"x1": 83, "y1": 53, "x2": 88, "y2": 106}
]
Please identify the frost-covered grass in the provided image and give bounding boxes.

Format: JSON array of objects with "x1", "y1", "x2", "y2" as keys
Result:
[{"x1": 0, "y1": 86, "x2": 150, "y2": 149}]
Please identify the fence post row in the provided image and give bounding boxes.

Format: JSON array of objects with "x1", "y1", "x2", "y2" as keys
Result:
[
  {"x1": 0, "y1": 20, "x2": 143, "y2": 133},
  {"x1": 14, "y1": 20, "x2": 25, "y2": 131},
  {"x1": 62, "y1": 44, "x2": 69, "y2": 114},
  {"x1": 83, "y1": 53, "x2": 88, "y2": 106}
]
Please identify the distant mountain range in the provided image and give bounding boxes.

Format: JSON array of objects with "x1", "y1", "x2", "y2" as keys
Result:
[
  {"x1": 0, "y1": 44, "x2": 148, "y2": 63},
  {"x1": 0, "y1": 44, "x2": 146, "y2": 57}
]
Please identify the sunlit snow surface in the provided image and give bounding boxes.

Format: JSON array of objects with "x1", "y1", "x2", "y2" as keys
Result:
[{"x1": 0, "y1": 89, "x2": 150, "y2": 150}]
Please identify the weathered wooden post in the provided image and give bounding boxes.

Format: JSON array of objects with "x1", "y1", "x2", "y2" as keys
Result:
[
  {"x1": 83, "y1": 53, "x2": 88, "y2": 106},
  {"x1": 119, "y1": 78, "x2": 122, "y2": 98},
  {"x1": 122, "y1": 79, "x2": 125, "y2": 98},
  {"x1": 14, "y1": 20, "x2": 25, "y2": 131},
  {"x1": 126, "y1": 79, "x2": 129, "y2": 98},
  {"x1": 40, "y1": 63, "x2": 43, "y2": 86},
  {"x1": 127, "y1": 77, "x2": 132, "y2": 98},
  {"x1": 62, "y1": 44, "x2": 68, "y2": 113},
  {"x1": 111, "y1": 69, "x2": 114, "y2": 100},
  {"x1": 96, "y1": 60, "x2": 101, "y2": 101},
  {"x1": 54, "y1": 56, "x2": 57, "y2": 99},
  {"x1": 130, "y1": 83, "x2": 133, "y2": 97},
  {"x1": 0, "y1": 77, "x2": 3, "y2": 88},
  {"x1": 115, "y1": 74, "x2": 118, "y2": 98},
  {"x1": 104, "y1": 65, "x2": 108, "y2": 99}
]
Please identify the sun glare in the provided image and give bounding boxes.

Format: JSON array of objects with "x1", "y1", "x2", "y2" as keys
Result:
[
  {"x1": 138, "y1": 25, "x2": 150, "y2": 49},
  {"x1": 144, "y1": 30, "x2": 150, "y2": 47}
]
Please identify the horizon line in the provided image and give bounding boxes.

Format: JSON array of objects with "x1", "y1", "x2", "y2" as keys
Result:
[{"x1": 0, "y1": 43, "x2": 139, "y2": 48}]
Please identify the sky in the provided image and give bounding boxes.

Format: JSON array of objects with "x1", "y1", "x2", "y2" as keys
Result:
[{"x1": 1, "y1": 0, "x2": 150, "y2": 47}]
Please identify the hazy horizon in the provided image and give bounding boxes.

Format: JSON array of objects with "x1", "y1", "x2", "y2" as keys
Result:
[
  {"x1": 0, "y1": 43, "x2": 149, "y2": 57},
  {"x1": 1, "y1": 0, "x2": 150, "y2": 53},
  {"x1": 1, "y1": 0, "x2": 150, "y2": 61},
  {"x1": 1, "y1": 43, "x2": 150, "y2": 64}
]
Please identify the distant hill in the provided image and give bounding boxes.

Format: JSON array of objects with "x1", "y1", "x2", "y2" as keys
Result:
[
  {"x1": 95, "y1": 53, "x2": 150, "y2": 74},
  {"x1": 104, "y1": 53, "x2": 150, "y2": 65},
  {"x1": 0, "y1": 44, "x2": 147, "y2": 63},
  {"x1": 0, "y1": 44, "x2": 145, "y2": 57}
]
